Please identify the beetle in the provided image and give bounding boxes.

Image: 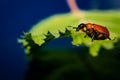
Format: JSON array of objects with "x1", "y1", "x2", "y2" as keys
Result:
[{"x1": 75, "y1": 23, "x2": 111, "y2": 41}]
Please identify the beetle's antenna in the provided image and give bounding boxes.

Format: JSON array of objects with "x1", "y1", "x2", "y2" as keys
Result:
[
  {"x1": 73, "y1": 27, "x2": 76, "y2": 29},
  {"x1": 68, "y1": 26, "x2": 77, "y2": 29},
  {"x1": 68, "y1": 26, "x2": 72, "y2": 27}
]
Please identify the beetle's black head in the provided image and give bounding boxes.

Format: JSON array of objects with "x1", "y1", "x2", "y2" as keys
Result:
[{"x1": 76, "y1": 23, "x2": 86, "y2": 31}]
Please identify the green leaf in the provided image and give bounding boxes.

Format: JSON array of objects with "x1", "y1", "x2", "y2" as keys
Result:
[{"x1": 18, "y1": 10, "x2": 120, "y2": 57}]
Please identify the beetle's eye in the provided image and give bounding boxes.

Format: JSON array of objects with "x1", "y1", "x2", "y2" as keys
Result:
[
  {"x1": 76, "y1": 23, "x2": 85, "y2": 31},
  {"x1": 78, "y1": 23, "x2": 85, "y2": 29}
]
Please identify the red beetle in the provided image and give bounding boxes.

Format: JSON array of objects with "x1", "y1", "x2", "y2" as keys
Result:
[{"x1": 75, "y1": 23, "x2": 111, "y2": 41}]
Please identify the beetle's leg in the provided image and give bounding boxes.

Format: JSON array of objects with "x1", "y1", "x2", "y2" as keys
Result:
[
  {"x1": 91, "y1": 34, "x2": 95, "y2": 42},
  {"x1": 104, "y1": 35, "x2": 111, "y2": 40},
  {"x1": 98, "y1": 34, "x2": 104, "y2": 39},
  {"x1": 91, "y1": 28, "x2": 96, "y2": 42},
  {"x1": 83, "y1": 30, "x2": 87, "y2": 38},
  {"x1": 108, "y1": 37, "x2": 111, "y2": 40},
  {"x1": 84, "y1": 30, "x2": 89, "y2": 38}
]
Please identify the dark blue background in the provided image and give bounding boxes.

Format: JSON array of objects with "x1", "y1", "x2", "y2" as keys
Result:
[{"x1": 1, "y1": 0, "x2": 120, "y2": 80}]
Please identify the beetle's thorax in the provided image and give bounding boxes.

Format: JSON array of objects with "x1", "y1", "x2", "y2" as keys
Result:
[{"x1": 86, "y1": 23, "x2": 94, "y2": 29}]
